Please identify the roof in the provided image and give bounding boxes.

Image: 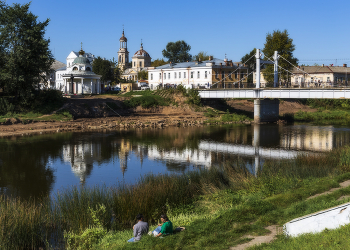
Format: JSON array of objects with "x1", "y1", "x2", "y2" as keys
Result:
[
  {"x1": 154, "y1": 58, "x2": 245, "y2": 70},
  {"x1": 293, "y1": 65, "x2": 350, "y2": 74},
  {"x1": 51, "y1": 60, "x2": 66, "y2": 71},
  {"x1": 73, "y1": 56, "x2": 91, "y2": 65}
]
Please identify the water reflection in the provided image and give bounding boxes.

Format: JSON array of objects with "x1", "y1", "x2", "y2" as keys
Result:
[{"x1": 1, "y1": 124, "x2": 350, "y2": 199}]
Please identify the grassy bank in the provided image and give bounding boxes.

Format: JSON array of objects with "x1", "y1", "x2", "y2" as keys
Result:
[
  {"x1": 284, "y1": 99, "x2": 350, "y2": 125},
  {"x1": 0, "y1": 89, "x2": 72, "y2": 123},
  {"x1": 2, "y1": 146, "x2": 350, "y2": 249}
]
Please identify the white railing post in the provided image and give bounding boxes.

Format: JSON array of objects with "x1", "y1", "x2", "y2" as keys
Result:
[
  {"x1": 256, "y1": 49, "x2": 260, "y2": 89},
  {"x1": 273, "y1": 51, "x2": 278, "y2": 88}
]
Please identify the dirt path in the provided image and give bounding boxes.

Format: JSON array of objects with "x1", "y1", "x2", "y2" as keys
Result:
[
  {"x1": 230, "y1": 225, "x2": 281, "y2": 250},
  {"x1": 230, "y1": 179, "x2": 350, "y2": 249}
]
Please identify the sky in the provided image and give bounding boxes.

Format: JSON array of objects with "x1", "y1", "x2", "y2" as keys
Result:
[{"x1": 4, "y1": 0, "x2": 350, "y2": 66}]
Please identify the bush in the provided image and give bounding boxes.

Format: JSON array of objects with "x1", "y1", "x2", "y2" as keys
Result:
[{"x1": 124, "y1": 95, "x2": 168, "y2": 108}]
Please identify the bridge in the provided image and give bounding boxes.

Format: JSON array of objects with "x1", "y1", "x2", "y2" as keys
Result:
[
  {"x1": 198, "y1": 88, "x2": 350, "y2": 99},
  {"x1": 198, "y1": 49, "x2": 350, "y2": 123}
]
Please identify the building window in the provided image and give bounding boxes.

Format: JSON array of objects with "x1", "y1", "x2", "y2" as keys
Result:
[
  {"x1": 240, "y1": 72, "x2": 244, "y2": 79},
  {"x1": 191, "y1": 71, "x2": 194, "y2": 78},
  {"x1": 151, "y1": 73, "x2": 153, "y2": 80},
  {"x1": 215, "y1": 71, "x2": 218, "y2": 78},
  {"x1": 179, "y1": 72, "x2": 181, "y2": 78},
  {"x1": 164, "y1": 73, "x2": 166, "y2": 79},
  {"x1": 174, "y1": 72, "x2": 177, "y2": 79},
  {"x1": 184, "y1": 72, "x2": 186, "y2": 78},
  {"x1": 73, "y1": 67, "x2": 78, "y2": 71},
  {"x1": 168, "y1": 73, "x2": 170, "y2": 79},
  {"x1": 327, "y1": 77, "x2": 330, "y2": 82},
  {"x1": 205, "y1": 71, "x2": 207, "y2": 79},
  {"x1": 221, "y1": 71, "x2": 224, "y2": 79},
  {"x1": 134, "y1": 62, "x2": 135, "y2": 67},
  {"x1": 197, "y1": 71, "x2": 200, "y2": 78},
  {"x1": 139, "y1": 62, "x2": 142, "y2": 68},
  {"x1": 159, "y1": 73, "x2": 161, "y2": 79},
  {"x1": 235, "y1": 71, "x2": 238, "y2": 79}
]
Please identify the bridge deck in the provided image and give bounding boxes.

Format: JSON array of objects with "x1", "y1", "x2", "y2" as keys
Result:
[{"x1": 198, "y1": 88, "x2": 350, "y2": 99}]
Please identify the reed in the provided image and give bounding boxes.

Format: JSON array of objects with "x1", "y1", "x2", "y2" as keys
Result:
[{"x1": 0, "y1": 196, "x2": 52, "y2": 249}]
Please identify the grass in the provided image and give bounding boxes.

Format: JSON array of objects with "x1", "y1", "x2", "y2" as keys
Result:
[
  {"x1": 0, "y1": 110, "x2": 73, "y2": 123},
  {"x1": 2, "y1": 146, "x2": 350, "y2": 249},
  {"x1": 292, "y1": 110, "x2": 350, "y2": 125}
]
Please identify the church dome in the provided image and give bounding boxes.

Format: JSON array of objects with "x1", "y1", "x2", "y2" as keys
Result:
[
  {"x1": 120, "y1": 30, "x2": 127, "y2": 42},
  {"x1": 134, "y1": 43, "x2": 150, "y2": 58},
  {"x1": 73, "y1": 56, "x2": 90, "y2": 65}
]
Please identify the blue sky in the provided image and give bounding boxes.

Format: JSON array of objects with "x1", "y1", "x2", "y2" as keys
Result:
[{"x1": 5, "y1": 0, "x2": 350, "y2": 66}]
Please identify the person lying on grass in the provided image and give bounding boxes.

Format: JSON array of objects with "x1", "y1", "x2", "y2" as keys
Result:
[
  {"x1": 152, "y1": 214, "x2": 173, "y2": 237},
  {"x1": 127, "y1": 213, "x2": 149, "y2": 242}
]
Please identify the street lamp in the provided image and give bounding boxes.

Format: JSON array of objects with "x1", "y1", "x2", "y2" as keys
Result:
[{"x1": 70, "y1": 74, "x2": 74, "y2": 94}]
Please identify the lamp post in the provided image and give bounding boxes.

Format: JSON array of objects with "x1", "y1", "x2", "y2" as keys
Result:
[{"x1": 70, "y1": 74, "x2": 74, "y2": 94}]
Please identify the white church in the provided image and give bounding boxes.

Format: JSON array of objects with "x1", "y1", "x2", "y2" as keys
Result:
[{"x1": 55, "y1": 46, "x2": 102, "y2": 94}]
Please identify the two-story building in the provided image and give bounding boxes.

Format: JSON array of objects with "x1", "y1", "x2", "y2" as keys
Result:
[
  {"x1": 147, "y1": 57, "x2": 248, "y2": 90},
  {"x1": 292, "y1": 64, "x2": 350, "y2": 87}
]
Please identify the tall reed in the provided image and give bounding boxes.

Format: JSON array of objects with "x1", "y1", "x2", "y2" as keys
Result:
[{"x1": 0, "y1": 196, "x2": 52, "y2": 249}]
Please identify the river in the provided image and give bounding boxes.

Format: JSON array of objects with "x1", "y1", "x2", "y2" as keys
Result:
[{"x1": 1, "y1": 124, "x2": 350, "y2": 199}]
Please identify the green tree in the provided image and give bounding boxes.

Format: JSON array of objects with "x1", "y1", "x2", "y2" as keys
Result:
[
  {"x1": 92, "y1": 57, "x2": 114, "y2": 84},
  {"x1": 137, "y1": 70, "x2": 148, "y2": 80},
  {"x1": 162, "y1": 40, "x2": 192, "y2": 63},
  {"x1": 241, "y1": 48, "x2": 257, "y2": 83},
  {"x1": 262, "y1": 30, "x2": 298, "y2": 83},
  {"x1": 0, "y1": 1, "x2": 54, "y2": 111},
  {"x1": 193, "y1": 51, "x2": 212, "y2": 61},
  {"x1": 151, "y1": 58, "x2": 167, "y2": 67}
]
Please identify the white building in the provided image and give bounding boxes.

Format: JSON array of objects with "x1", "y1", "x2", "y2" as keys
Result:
[
  {"x1": 148, "y1": 58, "x2": 248, "y2": 90},
  {"x1": 55, "y1": 47, "x2": 102, "y2": 94}
]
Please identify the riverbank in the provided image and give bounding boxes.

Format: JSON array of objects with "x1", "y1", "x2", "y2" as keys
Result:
[
  {"x1": 2, "y1": 144, "x2": 350, "y2": 249},
  {"x1": 0, "y1": 93, "x2": 316, "y2": 138}
]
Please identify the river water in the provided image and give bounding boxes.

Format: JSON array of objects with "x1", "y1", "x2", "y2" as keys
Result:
[{"x1": 1, "y1": 124, "x2": 350, "y2": 199}]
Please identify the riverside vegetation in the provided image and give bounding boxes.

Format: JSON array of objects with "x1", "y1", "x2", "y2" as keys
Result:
[
  {"x1": 285, "y1": 99, "x2": 350, "y2": 125},
  {"x1": 2, "y1": 146, "x2": 350, "y2": 249}
]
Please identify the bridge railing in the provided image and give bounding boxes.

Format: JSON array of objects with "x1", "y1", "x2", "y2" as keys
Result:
[{"x1": 203, "y1": 81, "x2": 350, "y2": 90}]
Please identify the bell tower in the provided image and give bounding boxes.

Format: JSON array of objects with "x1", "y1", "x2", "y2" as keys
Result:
[{"x1": 118, "y1": 29, "x2": 129, "y2": 71}]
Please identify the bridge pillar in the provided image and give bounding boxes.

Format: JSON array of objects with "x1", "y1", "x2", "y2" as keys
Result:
[{"x1": 254, "y1": 99, "x2": 279, "y2": 123}]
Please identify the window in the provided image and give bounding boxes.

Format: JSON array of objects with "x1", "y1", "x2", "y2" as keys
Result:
[
  {"x1": 151, "y1": 73, "x2": 153, "y2": 80},
  {"x1": 221, "y1": 71, "x2": 224, "y2": 79},
  {"x1": 191, "y1": 71, "x2": 194, "y2": 78},
  {"x1": 215, "y1": 71, "x2": 218, "y2": 78},
  {"x1": 184, "y1": 72, "x2": 186, "y2": 78},
  {"x1": 86, "y1": 67, "x2": 91, "y2": 71},
  {"x1": 168, "y1": 73, "x2": 170, "y2": 79},
  {"x1": 174, "y1": 72, "x2": 177, "y2": 79},
  {"x1": 179, "y1": 72, "x2": 181, "y2": 78},
  {"x1": 164, "y1": 73, "x2": 166, "y2": 79},
  {"x1": 134, "y1": 62, "x2": 135, "y2": 67},
  {"x1": 197, "y1": 71, "x2": 200, "y2": 78},
  {"x1": 159, "y1": 73, "x2": 161, "y2": 79},
  {"x1": 235, "y1": 71, "x2": 238, "y2": 79},
  {"x1": 327, "y1": 77, "x2": 330, "y2": 82},
  {"x1": 205, "y1": 71, "x2": 207, "y2": 79},
  {"x1": 73, "y1": 67, "x2": 78, "y2": 71}
]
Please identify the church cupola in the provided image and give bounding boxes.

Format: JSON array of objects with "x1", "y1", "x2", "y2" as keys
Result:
[{"x1": 118, "y1": 29, "x2": 129, "y2": 70}]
